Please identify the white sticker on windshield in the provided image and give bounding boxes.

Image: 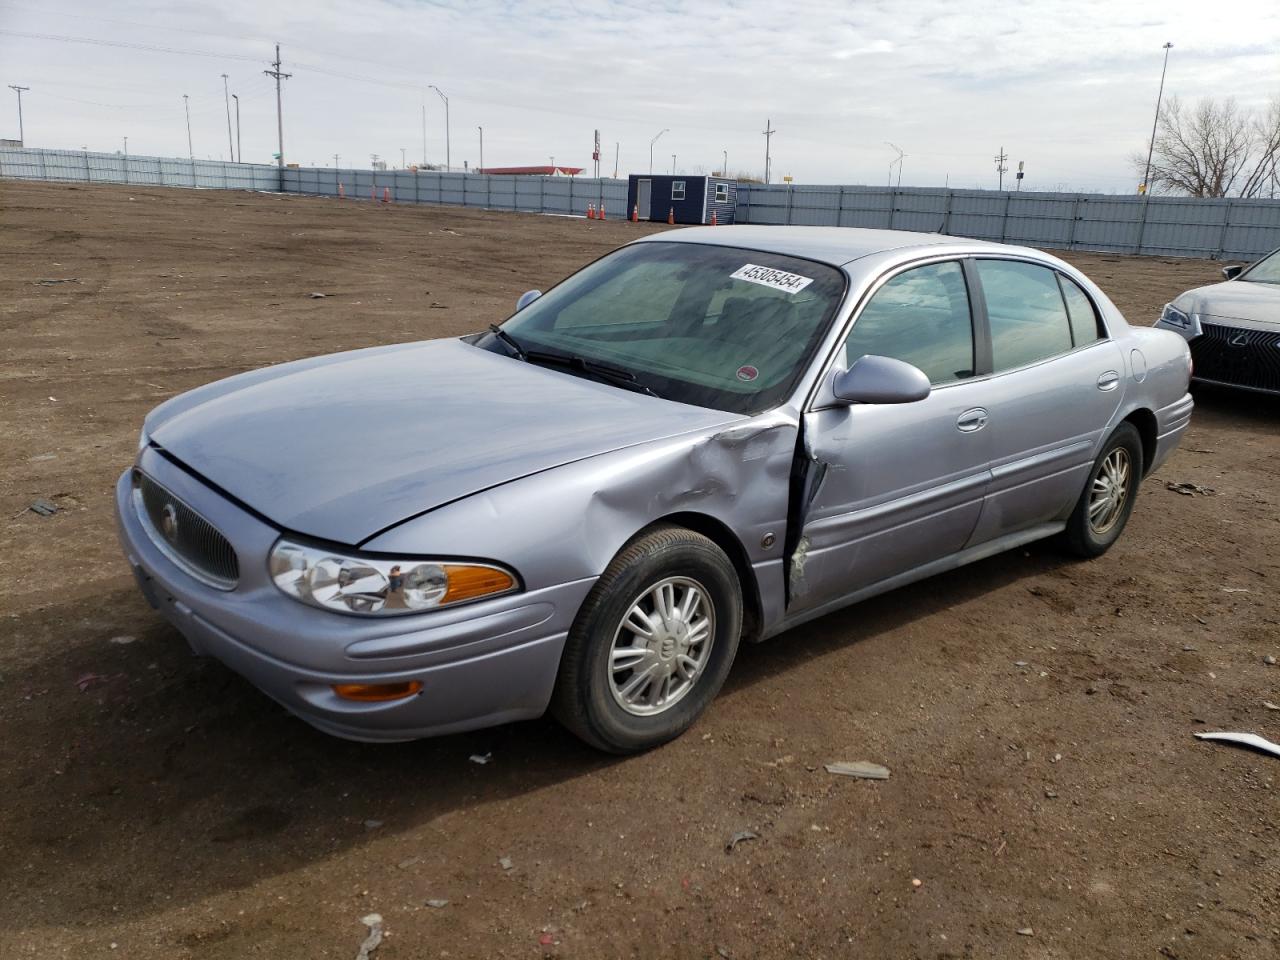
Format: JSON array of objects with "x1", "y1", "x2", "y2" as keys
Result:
[{"x1": 730, "y1": 263, "x2": 814, "y2": 294}]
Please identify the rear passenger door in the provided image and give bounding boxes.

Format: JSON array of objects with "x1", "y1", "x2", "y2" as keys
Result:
[{"x1": 963, "y1": 259, "x2": 1124, "y2": 545}]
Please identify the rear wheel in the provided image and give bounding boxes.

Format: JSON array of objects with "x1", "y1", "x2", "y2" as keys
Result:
[
  {"x1": 1062, "y1": 422, "x2": 1143, "y2": 558},
  {"x1": 551, "y1": 525, "x2": 742, "y2": 753}
]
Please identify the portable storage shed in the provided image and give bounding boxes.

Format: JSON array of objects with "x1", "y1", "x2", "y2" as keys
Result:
[{"x1": 626, "y1": 174, "x2": 738, "y2": 225}]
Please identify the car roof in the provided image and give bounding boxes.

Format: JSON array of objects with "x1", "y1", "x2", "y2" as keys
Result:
[{"x1": 635, "y1": 225, "x2": 1003, "y2": 267}]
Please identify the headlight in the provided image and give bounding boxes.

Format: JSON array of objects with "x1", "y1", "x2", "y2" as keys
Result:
[
  {"x1": 269, "y1": 539, "x2": 518, "y2": 615},
  {"x1": 1158, "y1": 303, "x2": 1190, "y2": 327}
]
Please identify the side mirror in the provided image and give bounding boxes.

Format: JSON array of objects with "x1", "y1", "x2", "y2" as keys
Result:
[
  {"x1": 831, "y1": 355, "x2": 931, "y2": 405},
  {"x1": 1221, "y1": 265, "x2": 1244, "y2": 281},
  {"x1": 516, "y1": 289, "x2": 542, "y2": 311}
]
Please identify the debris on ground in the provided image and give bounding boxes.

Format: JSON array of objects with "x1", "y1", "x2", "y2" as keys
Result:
[
  {"x1": 824, "y1": 761, "x2": 891, "y2": 780},
  {"x1": 1194, "y1": 731, "x2": 1280, "y2": 759},
  {"x1": 538, "y1": 932, "x2": 555, "y2": 947},
  {"x1": 28, "y1": 498, "x2": 59, "y2": 517},
  {"x1": 1264, "y1": 655, "x2": 1276, "y2": 666},
  {"x1": 425, "y1": 898, "x2": 449, "y2": 908},
  {"x1": 75, "y1": 672, "x2": 120, "y2": 692},
  {"x1": 309, "y1": 291, "x2": 327, "y2": 298},
  {"x1": 1222, "y1": 587, "x2": 1250, "y2": 594},
  {"x1": 498, "y1": 856, "x2": 514, "y2": 870},
  {"x1": 1263, "y1": 701, "x2": 1279, "y2": 711},
  {"x1": 108, "y1": 635, "x2": 137, "y2": 645},
  {"x1": 468, "y1": 752, "x2": 493, "y2": 765},
  {"x1": 1016, "y1": 926, "x2": 1035, "y2": 937},
  {"x1": 34, "y1": 277, "x2": 81, "y2": 285},
  {"x1": 354, "y1": 914, "x2": 383, "y2": 960},
  {"x1": 363, "y1": 819, "x2": 383, "y2": 830},
  {"x1": 1014, "y1": 660, "x2": 1029, "y2": 667},
  {"x1": 725, "y1": 830, "x2": 759, "y2": 853},
  {"x1": 1165, "y1": 481, "x2": 1215, "y2": 496}
]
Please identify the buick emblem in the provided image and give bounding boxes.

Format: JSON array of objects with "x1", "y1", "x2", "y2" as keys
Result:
[
  {"x1": 159, "y1": 502, "x2": 179, "y2": 542},
  {"x1": 1229, "y1": 333, "x2": 1249, "y2": 347}
]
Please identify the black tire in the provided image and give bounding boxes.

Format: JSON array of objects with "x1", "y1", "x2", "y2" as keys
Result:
[
  {"x1": 551, "y1": 525, "x2": 743, "y2": 754},
  {"x1": 1061, "y1": 422, "x2": 1143, "y2": 558}
]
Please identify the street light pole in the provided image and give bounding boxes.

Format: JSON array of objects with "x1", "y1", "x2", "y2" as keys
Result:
[
  {"x1": 649, "y1": 128, "x2": 668, "y2": 175},
  {"x1": 221, "y1": 73, "x2": 234, "y2": 162},
  {"x1": 232, "y1": 93, "x2": 240, "y2": 163},
  {"x1": 722, "y1": 149, "x2": 727, "y2": 176},
  {"x1": 1141, "y1": 42, "x2": 1174, "y2": 195},
  {"x1": 478, "y1": 126, "x2": 483, "y2": 172},
  {"x1": 122, "y1": 136, "x2": 127, "y2": 156},
  {"x1": 429, "y1": 85, "x2": 450, "y2": 171},
  {"x1": 8, "y1": 85, "x2": 29, "y2": 145},
  {"x1": 671, "y1": 154, "x2": 676, "y2": 175},
  {"x1": 182, "y1": 93, "x2": 193, "y2": 159},
  {"x1": 762, "y1": 118, "x2": 776, "y2": 184}
]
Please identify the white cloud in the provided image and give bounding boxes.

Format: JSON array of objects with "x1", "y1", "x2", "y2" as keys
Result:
[{"x1": 1, "y1": 0, "x2": 1277, "y2": 191}]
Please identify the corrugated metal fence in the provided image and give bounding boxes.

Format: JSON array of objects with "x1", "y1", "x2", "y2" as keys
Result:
[{"x1": 5, "y1": 146, "x2": 1280, "y2": 261}]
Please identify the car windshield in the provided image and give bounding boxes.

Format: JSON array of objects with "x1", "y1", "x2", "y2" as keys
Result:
[
  {"x1": 1242, "y1": 249, "x2": 1280, "y2": 284},
  {"x1": 486, "y1": 241, "x2": 846, "y2": 414}
]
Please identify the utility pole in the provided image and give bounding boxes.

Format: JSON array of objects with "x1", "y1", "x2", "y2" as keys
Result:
[
  {"x1": 8, "y1": 85, "x2": 29, "y2": 145},
  {"x1": 122, "y1": 136, "x2": 127, "y2": 156},
  {"x1": 429, "y1": 85, "x2": 449, "y2": 171},
  {"x1": 400, "y1": 147, "x2": 406, "y2": 168},
  {"x1": 333, "y1": 153, "x2": 339, "y2": 168},
  {"x1": 221, "y1": 73, "x2": 234, "y2": 162},
  {"x1": 263, "y1": 44, "x2": 291, "y2": 168},
  {"x1": 994, "y1": 146, "x2": 1008, "y2": 190},
  {"x1": 182, "y1": 93, "x2": 193, "y2": 159},
  {"x1": 1141, "y1": 42, "x2": 1174, "y2": 195},
  {"x1": 671, "y1": 154, "x2": 676, "y2": 174},
  {"x1": 477, "y1": 126, "x2": 483, "y2": 172},
  {"x1": 613, "y1": 142, "x2": 619, "y2": 179},
  {"x1": 232, "y1": 93, "x2": 240, "y2": 163},
  {"x1": 762, "y1": 118, "x2": 776, "y2": 184},
  {"x1": 649, "y1": 128, "x2": 668, "y2": 175},
  {"x1": 421, "y1": 97, "x2": 428, "y2": 167},
  {"x1": 722, "y1": 149, "x2": 727, "y2": 176}
]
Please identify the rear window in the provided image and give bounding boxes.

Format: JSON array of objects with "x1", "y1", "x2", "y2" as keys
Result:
[{"x1": 976, "y1": 259, "x2": 1073, "y2": 372}]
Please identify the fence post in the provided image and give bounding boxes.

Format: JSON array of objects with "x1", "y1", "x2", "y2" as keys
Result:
[
  {"x1": 1067, "y1": 196, "x2": 1080, "y2": 249},
  {"x1": 84, "y1": 149, "x2": 91, "y2": 183},
  {"x1": 122, "y1": 153, "x2": 130, "y2": 186},
  {"x1": 539, "y1": 174, "x2": 545, "y2": 215},
  {"x1": 1134, "y1": 195, "x2": 1152, "y2": 256},
  {"x1": 1215, "y1": 200, "x2": 1235, "y2": 261},
  {"x1": 786, "y1": 184, "x2": 794, "y2": 225},
  {"x1": 37, "y1": 148, "x2": 47, "y2": 181},
  {"x1": 999, "y1": 192, "x2": 1012, "y2": 242},
  {"x1": 942, "y1": 189, "x2": 954, "y2": 235},
  {"x1": 887, "y1": 188, "x2": 896, "y2": 230}
]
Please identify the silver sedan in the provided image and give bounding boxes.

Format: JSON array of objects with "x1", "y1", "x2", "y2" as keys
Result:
[
  {"x1": 116, "y1": 226, "x2": 1193, "y2": 752},
  {"x1": 1156, "y1": 245, "x2": 1280, "y2": 394}
]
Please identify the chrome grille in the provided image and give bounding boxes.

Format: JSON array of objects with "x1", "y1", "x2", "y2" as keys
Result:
[
  {"x1": 132, "y1": 471, "x2": 239, "y2": 589},
  {"x1": 1192, "y1": 323, "x2": 1280, "y2": 393}
]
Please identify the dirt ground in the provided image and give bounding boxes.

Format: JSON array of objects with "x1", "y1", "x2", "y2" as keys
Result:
[{"x1": 1, "y1": 180, "x2": 1277, "y2": 960}]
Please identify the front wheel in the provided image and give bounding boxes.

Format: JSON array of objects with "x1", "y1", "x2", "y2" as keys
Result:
[
  {"x1": 1061, "y1": 422, "x2": 1143, "y2": 558},
  {"x1": 551, "y1": 525, "x2": 742, "y2": 753}
]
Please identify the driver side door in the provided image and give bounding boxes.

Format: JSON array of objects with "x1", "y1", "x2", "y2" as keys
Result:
[{"x1": 788, "y1": 258, "x2": 998, "y2": 614}]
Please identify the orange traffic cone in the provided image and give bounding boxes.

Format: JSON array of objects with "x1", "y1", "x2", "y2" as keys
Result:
[
  {"x1": 383, "y1": 187, "x2": 391, "y2": 203},
  {"x1": 338, "y1": 182, "x2": 345, "y2": 199},
  {"x1": 587, "y1": 203, "x2": 595, "y2": 219},
  {"x1": 598, "y1": 203, "x2": 606, "y2": 220},
  {"x1": 709, "y1": 210, "x2": 717, "y2": 226},
  {"x1": 667, "y1": 208, "x2": 675, "y2": 225},
  {"x1": 631, "y1": 204, "x2": 639, "y2": 222}
]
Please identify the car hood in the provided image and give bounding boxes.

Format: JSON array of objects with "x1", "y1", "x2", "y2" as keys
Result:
[
  {"x1": 149, "y1": 338, "x2": 741, "y2": 545},
  {"x1": 1175, "y1": 280, "x2": 1280, "y2": 325}
]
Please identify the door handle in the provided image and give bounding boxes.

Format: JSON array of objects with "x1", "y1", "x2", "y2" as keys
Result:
[
  {"x1": 1096, "y1": 370, "x2": 1120, "y2": 391},
  {"x1": 957, "y1": 407, "x2": 988, "y2": 433}
]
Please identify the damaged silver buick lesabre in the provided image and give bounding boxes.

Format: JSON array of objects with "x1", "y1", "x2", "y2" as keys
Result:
[{"x1": 117, "y1": 226, "x2": 1193, "y2": 752}]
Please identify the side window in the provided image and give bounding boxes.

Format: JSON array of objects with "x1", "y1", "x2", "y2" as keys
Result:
[
  {"x1": 842, "y1": 261, "x2": 975, "y2": 385},
  {"x1": 1058, "y1": 274, "x2": 1105, "y2": 346},
  {"x1": 976, "y1": 260, "x2": 1073, "y2": 371},
  {"x1": 671, "y1": 180, "x2": 686, "y2": 200},
  {"x1": 714, "y1": 182, "x2": 729, "y2": 203}
]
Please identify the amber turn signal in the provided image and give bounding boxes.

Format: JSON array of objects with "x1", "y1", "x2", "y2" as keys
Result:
[
  {"x1": 332, "y1": 680, "x2": 423, "y2": 702},
  {"x1": 442, "y1": 564, "x2": 517, "y2": 604}
]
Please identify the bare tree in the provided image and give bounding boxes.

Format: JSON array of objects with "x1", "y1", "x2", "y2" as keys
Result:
[{"x1": 1133, "y1": 95, "x2": 1280, "y2": 198}]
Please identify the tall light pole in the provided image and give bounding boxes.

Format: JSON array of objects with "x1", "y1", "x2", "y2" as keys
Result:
[
  {"x1": 613, "y1": 142, "x2": 619, "y2": 179},
  {"x1": 671, "y1": 154, "x2": 676, "y2": 174},
  {"x1": 649, "y1": 128, "x2": 668, "y2": 175},
  {"x1": 722, "y1": 149, "x2": 728, "y2": 176},
  {"x1": 885, "y1": 141, "x2": 905, "y2": 188},
  {"x1": 8, "y1": 85, "x2": 29, "y2": 145},
  {"x1": 182, "y1": 93, "x2": 193, "y2": 159},
  {"x1": 232, "y1": 93, "x2": 240, "y2": 163},
  {"x1": 1141, "y1": 42, "x2": 1174, "y2": 195},
  {"x1": 220, "y1": 73, "x2": 234, "y2": 162},
  {"x1": 263, "y1": 43, "x2": 291, "y2": 168},
  {"x1": 429, "y1": 85, "x2": 450, "y2": 171},
  {"x1": 762, "y1": 118, "x2": 776, "y2": 184},
  {"x1": 122, "y1": 136, "x2": 128, "y2": 156},
  {"x1": 477, "y1": 125, "x2": 484, "y2": 172},
  {"x1": 421, "y1": 96, "x2": 428, "y2": 167}
]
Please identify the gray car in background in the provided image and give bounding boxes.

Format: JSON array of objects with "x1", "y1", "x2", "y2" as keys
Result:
[
  {"x1": 116, "y1": 226, "x2": 1193, "y2": 753},
  {"x1": 1155, "y1": 246, "x2": 1280, "y2": 395}
]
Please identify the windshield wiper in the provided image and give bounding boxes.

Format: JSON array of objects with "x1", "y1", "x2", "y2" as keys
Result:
[
  {"x1": 524, "y1": 349, "x2": 660, "y2": 398},
  {"x1": 488, "y1": 323, "x2": 527, "y2": 360}
]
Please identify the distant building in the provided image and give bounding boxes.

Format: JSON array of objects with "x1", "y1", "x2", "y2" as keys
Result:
[
  {"x1": 0, "y1": 138, "x2": 22, "y2": 148},
  {"x1": 478, "y1": 165, "x2": 583, "y2": 176},
  {"x1": 626, "y1": 174, "x2": 738, "y2": 225}
]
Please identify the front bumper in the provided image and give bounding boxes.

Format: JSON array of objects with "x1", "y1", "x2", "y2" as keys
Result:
[
  {"x1": 1156, "y1": 313, "x2": 1280, "y2": 395},
  {"x1": 115, "y1": 451, "x2": 594, "y2": 742}
]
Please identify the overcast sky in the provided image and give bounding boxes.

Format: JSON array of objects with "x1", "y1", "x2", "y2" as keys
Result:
[{"x1": 1, "y1": 0, "x2": 1277, "y2": 192}]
